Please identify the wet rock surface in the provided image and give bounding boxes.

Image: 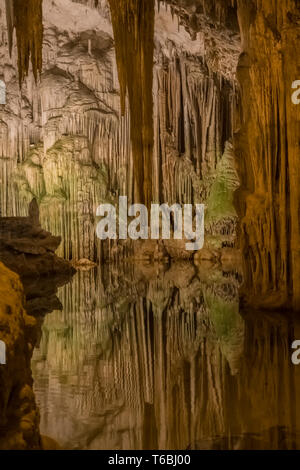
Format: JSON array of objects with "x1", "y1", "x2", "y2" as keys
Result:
[{"x1": 0, "y1": 262, "x2": 41, "y2": 449}]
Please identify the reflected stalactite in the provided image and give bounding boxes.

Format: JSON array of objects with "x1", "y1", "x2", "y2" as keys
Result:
[
  {"x1": 5, "y1": 0, "x2": 43, "y2": 84},
  {"x1": 108, "y1": 0, "x2": 155, "y2": 206},
  {"x1": 30, "y1": 263, "x2": 251, "y2": 450},
  {"x1": 31, "y1": 262, "x2": 300, "y2": 450}
]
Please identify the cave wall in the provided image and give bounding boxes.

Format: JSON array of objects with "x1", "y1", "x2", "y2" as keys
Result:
[
  {"x1": 0, "y1": 0, "x2": 240, "y2": 261},
  {"x1": 235, "y1": 0, "x2": 300, "y2": 311},
  {"x1": 0, "y1": 0, "x2": 121, "y2": 261}
]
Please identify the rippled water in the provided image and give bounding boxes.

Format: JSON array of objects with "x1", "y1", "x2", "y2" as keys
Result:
[{"x1": 31, "y1": 261, "x2": 300, "y2": 450}]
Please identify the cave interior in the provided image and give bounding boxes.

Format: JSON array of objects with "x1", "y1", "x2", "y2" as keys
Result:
[{"x1": 0, "y1": 0, "x2": 300, "y2": 451}]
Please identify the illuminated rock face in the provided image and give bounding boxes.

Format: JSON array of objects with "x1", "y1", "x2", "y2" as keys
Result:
[
  {"x1": 0, "y1": 0, "x2": 240, "y2": 261},
  {"x1": 0, "y1": 262, "x2": 40, "y2": 450},
  {"x1": 234, "y1": 0, "x2": 300, "y2": 311},
  {"x1": 0, "y1": 0, "x2": 121, "y2": 261}
]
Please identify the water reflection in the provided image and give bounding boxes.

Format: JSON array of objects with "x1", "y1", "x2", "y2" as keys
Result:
[{"x1": 32, "y1": 261, "x2": 300, "y2": 450}]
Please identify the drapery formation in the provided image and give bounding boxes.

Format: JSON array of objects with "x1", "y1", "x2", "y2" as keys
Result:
[
  {"x1": 108, "y1": 0, "x2": 155, "y2": 207},
  {"x1": 5, "y1": 0, "x2": 43, "y2": 84}
]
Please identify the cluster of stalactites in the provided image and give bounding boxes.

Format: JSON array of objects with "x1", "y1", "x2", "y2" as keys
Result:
[
  {"x1": 157, "y1": 0, "x2": 238, "y2": 25},
  {"x1": 5, "y1": 0, "x2": 43, "y2": 85},
  {"x1": 108, "y1": 0, "x2": 155, "y2": 207}
]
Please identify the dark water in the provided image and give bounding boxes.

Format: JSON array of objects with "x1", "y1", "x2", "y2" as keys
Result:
[{"x1": 31, "y1": 261, "x2": 300, "y2": 450}]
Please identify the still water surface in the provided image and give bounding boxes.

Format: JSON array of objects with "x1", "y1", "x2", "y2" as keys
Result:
[{"x1": 31, "y1": 261, "x2": 300, "y2": 450}]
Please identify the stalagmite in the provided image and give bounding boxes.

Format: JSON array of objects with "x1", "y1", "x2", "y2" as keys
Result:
[{"x1": 108, "y1": 0, "x2": 155, "y2": 207}]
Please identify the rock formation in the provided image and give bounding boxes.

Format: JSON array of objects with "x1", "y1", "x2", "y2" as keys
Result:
[
  {"x1": 0, "y1": 199, "x2": 74, "y2": 449},
  {"x1": 235, "y1": 0, "x2": 300, "y2": 311},
  {"x1": 0, "y1": 262, "x2": 41, "y2": 449},
  {"x1": 0, "y1": 199, "x2": 75, "y2": 277}
]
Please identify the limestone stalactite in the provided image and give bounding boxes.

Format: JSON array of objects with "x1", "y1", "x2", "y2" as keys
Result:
[
  {"x1": 108, "y1": 0, "x2": 155, "y2": 206},
  {"x1": 153, "y1": 51, "x2": 237, "y2": 205},
  {"x1": 5, "y1": 0, "x2": 43, "y2": 84}
]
